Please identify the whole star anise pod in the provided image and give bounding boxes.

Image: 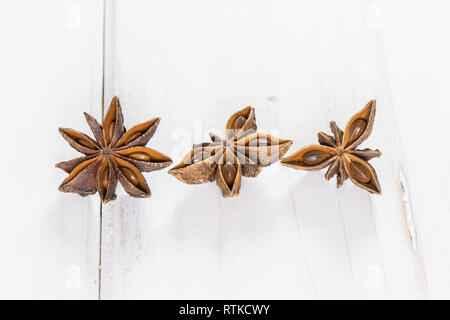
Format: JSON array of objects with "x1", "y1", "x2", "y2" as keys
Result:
[
  {"x1": 56, "y1": 96, "x2": 172, "y2": 203},
  {"x1": 168, "y1": 106, "x2": 292, "y2": 197},
  {"x1": 281, "y1": 100, "x2": 382, "y2": 194}
]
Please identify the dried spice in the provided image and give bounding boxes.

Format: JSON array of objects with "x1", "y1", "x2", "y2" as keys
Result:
[
  {"x1": 281, "y1": 100, "x2": 382, "y2": 194},
  {"x1": 56, "y1": 96, "x2": 172, "y2": 203},
  {"x1": 169, "y1": 106, "x2": 292, "y2": 197}
]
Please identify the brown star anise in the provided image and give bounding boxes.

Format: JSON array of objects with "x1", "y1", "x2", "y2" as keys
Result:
[
  {"x1": 168, "y1": 106, "x2": 292, "y2": 197},
  {"x1": 281, "y1": 100, "x2": 382, "y2": 194},
  {"x1": 56, "y1": 96, "x2": 172, "y2": 203}
]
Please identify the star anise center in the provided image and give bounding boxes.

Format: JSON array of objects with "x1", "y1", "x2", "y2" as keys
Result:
[
  {"x1": 336, "y1": 146, "x2": 345, "y2": 157},
  {"x1": 222, "y1": 139, "x2": 234, "y2": 149},
  {"x1": 101, "y1": 149, "x2": 112, "y2": 155}
]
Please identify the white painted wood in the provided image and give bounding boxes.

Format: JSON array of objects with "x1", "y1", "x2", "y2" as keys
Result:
[
  {"x1": 0, "y1": 0, "x2": 103, "y2": 299},
  {"x1": 378, "y1": 0, "x2": 450, "y2": 298},
  {"x1": 1, "y1": 0, "x2": 450, "y2": 300},
  {"x1": 99, "y1": 0, "x2": 450, "y2": 299}
]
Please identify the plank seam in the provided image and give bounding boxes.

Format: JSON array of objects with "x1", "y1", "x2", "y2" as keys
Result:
[{"x1": 98, "y1": 0, "x2": 107, "y2": 301}]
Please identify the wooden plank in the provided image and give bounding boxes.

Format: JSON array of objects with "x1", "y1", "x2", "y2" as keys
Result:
[
  {"x1": 377, "y1": 0, "x2": 450, "y2": 298},
  {"x1": 0, "y1": 0, "x2": 103, "y2": 299},
  {"x1": 97, "y1": 0, "x2": 431, "y2": 299}
]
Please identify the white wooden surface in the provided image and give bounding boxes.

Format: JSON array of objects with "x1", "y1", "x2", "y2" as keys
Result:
[
  {"x1": 1, "y1": 0, "x2": 449, "y2": 299},
  {"x1": 0, "y1": 0, "x2": 103, "y2": 298}
]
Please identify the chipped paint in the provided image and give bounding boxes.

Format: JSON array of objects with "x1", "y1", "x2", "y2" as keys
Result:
[{"x1": 399, "y1": 168, "x2": 417, "y2": 251}]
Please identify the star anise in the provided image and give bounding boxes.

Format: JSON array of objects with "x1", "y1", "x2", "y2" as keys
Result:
[
  {"x1": 281, "y1": 100, "x2": 382, "y2": 194},
  {"x1": 56, "y1": 96, "x2": 172, "y2": 203},
  {"x1": 168, "y1": 106, "x2": 292, "y2": 197}
]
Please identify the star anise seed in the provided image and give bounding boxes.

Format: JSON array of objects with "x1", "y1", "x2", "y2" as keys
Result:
[
  {"x1": 281, "y1": 100, "x2": 382, "y2": 194},
  {"x1": 169, "y1": 106, "x2": 292, "y2": 197},
  {"x1": 56, "y1": 96, "x2": 172, "y2": 203}
]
